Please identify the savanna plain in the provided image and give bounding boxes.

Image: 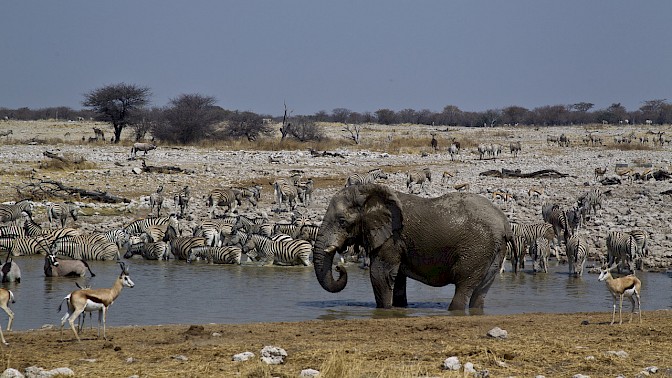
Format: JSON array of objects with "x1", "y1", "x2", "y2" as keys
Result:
[{"x1": 1, "y1": 120, "x2": 672, "y2": 377}]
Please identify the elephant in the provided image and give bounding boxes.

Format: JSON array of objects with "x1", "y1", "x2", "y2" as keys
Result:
[{"x1": 313, "y1": 184, "x2": 512, "y2": 312}]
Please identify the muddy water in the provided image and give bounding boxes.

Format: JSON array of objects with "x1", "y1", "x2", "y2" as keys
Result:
[{"x1": 4, "y1": 256, "x2": 671, "y2": 330}]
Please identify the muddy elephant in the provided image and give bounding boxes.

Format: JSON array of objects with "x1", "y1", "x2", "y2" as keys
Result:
[{"x1": 313, "y1": 184, "x2": 512, "y2": 312}]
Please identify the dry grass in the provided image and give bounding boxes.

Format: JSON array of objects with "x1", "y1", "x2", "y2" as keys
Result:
[{"x1": 2, "y1": 311, "x2": 671, "y2": 377}]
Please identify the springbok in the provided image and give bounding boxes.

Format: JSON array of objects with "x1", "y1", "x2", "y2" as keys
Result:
[
  {"x1": 598, "y1": 265, "x2": 642, "y2": 325},
  {"x1": 61, "y1": 262, "x2": 134, "y2": 341},
  {"x1": 594, "y1": 166, "x2": 607, "y2": 181},
  {"x1": 0, "y1": 288, "x2": 15, "y2": 345}
]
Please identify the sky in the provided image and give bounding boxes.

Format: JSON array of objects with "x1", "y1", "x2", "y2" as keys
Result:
[{"x1": 1, "y1": 1, "x2": 671, "y2": 116}]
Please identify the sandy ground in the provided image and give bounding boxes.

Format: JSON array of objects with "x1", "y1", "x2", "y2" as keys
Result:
[{"x1": 1, "y1": 120, "x2": 672, "y2": 376}]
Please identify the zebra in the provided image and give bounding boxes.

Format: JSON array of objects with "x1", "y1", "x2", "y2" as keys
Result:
[
  {"x1": 345, "y1": 168, "x2": 388, "y2": 187},
  {"x1": 628, "y1": 229, "x2": 648, "y2": 256},
  {"x1": 193, "y1": 223, "x2": 221, "y2": 247},
  {"x1": 297, "y1": 224, "x2": 320, "y2": 244},
  {"x1": 124, "y1": 241, "x2": 169, "y2": 260},
  {"x1": 566, "y1": 234, "x2": 588, "y2": 276},
  {"x1": 531, "y1": 237, "x2": 551, "y2": 273},
  {"x1": 501, "y1": 235, "x2": 527, "y2": 274},
  {"x1": 173, "y1": 185, "x2": 190, "y2": 219},
  {"x1": 606, "y1": 231, "x2": 636, "y2": 273},
  {"x1": 96, "y1": 228, "x2": 131, "y2": 251},
  {"x1": 46, "y1": 202, "x2": 80, "y2": 228},
  {"x1": 124, "y1": 215, "x2": 179, "y2": 236},
  {"x1": 167, "y1": 236, "x2": 207, "y2": 260},
  {"x1": 21, "y1": 211, "x2": 43, "y2": 236},
  {"x1": 0, "y1": 200, "x2": 33, "y2": 223},
  {"x1": 149, "y1": 185, "x2": 164, "y2": 217},
  {"x1": 188, "y1": 246, "x2": 242, "y2": 264},
  {"x1": 241, "y1": 234, "x2": 312, "y2": 266},
  {"x1": 273, "y1": 223, "x2": 300, "y2": 238},
  {"x1": 0, "y1": 129, "x2": 13, "y2": 139},
  {"x1": 51, "y1": 240, "x2": 119, "y2": 261},
  {"x1": 0, "y1": 225, "x2": 25, "y2": 239},
  {"x1": 35, "y1": 227, "x2": 81, "y2": 247},
  {"x1": 509, "y1": 222, "x2": 554, "y2": 270},
  {"x1": 578, "y1": 188, "x2": 605, "y2": 216},
  {"x1": 234, "y1": 186, "x2": 262, "y2": 209},
  {"x1": 273, "y1": 179, "x2": 298, "y2": 212},
  {"x1": 543, "y1": 205, "x2": 571, "y2": 259},
  {"x1": 509, "y1": 141, "x2": 521, "y2": 157},
  {"x1": 2, "y1": 236, "x2": 51, "y2": 256},
  {"x1": 296, "y1": 179, "x2": 314, "y2": 205},
  {"x1": 207, "y1": 188, "x2": 242, "y2": 217},
  {"x1": 406, "y1": 168, "x2": 432, "y2": 193},
  {"x1": 130, "y1": 142, "x2": 157, "y2": 158}
]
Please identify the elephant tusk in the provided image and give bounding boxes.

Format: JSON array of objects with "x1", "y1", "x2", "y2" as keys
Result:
[{"x1": 323, "y1": 245, "x2": 338, "y2": 254}]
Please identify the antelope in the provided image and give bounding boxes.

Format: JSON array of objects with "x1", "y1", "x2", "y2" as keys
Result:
[
  {"x1": 441, "y1": 171, "x2": 454, "y2": 184},
  {"x1": 44, "y1": 253, "x2": 96, "y2": 277},
  {"x1": 598, "y1": 265, "x2": 642, "y2": 325},
  {"x1": 640, "y1": 168, "x2": 654, "y2": 181},
  {"x1": 594, "y1": 167, "x2": 607, "y2": 181},
  {"x1": 615, "y1": 167, "x2": 634, "y2": 181},
  {"x1": 0, "y1": 288, "x2": 15, "y2": 345},
  {"x1": 61, "y1": 262, "x2": 134, "y2": 341},
  {"x1": 528, "y1": 186, "x2": 544, "y2": 200},
  {"x1": 492, "y1": 191, "x2": 513, "y2": 202},
  {"x1": 454, "y1": 183, "x2": 470, "y2": 192}
]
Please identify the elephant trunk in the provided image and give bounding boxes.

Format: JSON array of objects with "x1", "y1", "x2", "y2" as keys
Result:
[{"x1": 313, "y1": 244, "x2": 348, "y2": 293}]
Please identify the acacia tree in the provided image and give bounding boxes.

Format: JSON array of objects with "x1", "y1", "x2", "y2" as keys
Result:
[
  {"x1": 82, "y1": 83, "x2": 151, "y2": 143},
  {"x1": 154, "y1": 94, "x2": 221, "y2": 144}
]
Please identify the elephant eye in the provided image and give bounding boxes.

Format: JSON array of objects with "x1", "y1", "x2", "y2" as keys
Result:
[{"x1": 337, "y1": 216, "x2": 348, "y2": 227}]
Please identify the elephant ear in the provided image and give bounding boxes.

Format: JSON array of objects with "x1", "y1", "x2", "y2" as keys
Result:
[{"x1": 357, "y1": 184, "x2": 403, "y2": 251}]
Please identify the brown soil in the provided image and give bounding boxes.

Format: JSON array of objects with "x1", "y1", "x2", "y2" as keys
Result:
[{"x1": 2, "y1": 310, "x2": 671, "y2": 377}]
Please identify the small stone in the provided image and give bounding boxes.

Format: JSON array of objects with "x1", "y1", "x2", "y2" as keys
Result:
[
  {"x1": 572, "y1": 375, "x2": 590, "y2": 378},
  {"x1": 172, "y1": 355, "x2": 188, "y2": 361},
  {"x1": 232, "y1": 352, "x2": 255, "y2": 362},
  {"x1": 125, "y1": 357, "x2": 135, "y2": 364},
  {"x1": 299, "y1": 369, "x2": 320, "y2": 377},
  {"x1": 487, "y1": 327, "x2": 508, "y2": 339},
  {"x1": 260, "y1": 346, "x2": 287, "y2": 365},
  {"x1": 585, "y1": 356, "x2": 595, "y2": 361},
  {"x1": 79, "y1": 359, "x2": 96, "y2": 363},
  {"x1": 442, "y1": 356, "x2": 461, "y2": 371},
  {"x1": 211, "y1": 332, "x2": 221, "y2": 337},
  {"x1": 645, "y1": 366, "x2": 658, "y2": 374},
  {"x1": 464, "y1": 362, "x2": 476, "y2": 373},
  {"x1": 581, "y1": 320, "x2": 590, "y2": 325},
  {"x1": 606, "y1": 350, "x2": 628, "y2": 358}
]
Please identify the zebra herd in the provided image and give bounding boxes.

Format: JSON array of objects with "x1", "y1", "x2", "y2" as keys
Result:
[{"x1": 502, "y1": 187, "x2": 649, "y2": 277}]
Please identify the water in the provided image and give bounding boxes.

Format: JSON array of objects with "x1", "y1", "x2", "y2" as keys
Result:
[{"x1": 4, "y1": 256, "x2": 671, "y2": 330}]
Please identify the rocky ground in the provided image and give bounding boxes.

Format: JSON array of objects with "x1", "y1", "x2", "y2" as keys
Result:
[{"x1": 1, "y1": 120, "x2": 672, "y2": 377}]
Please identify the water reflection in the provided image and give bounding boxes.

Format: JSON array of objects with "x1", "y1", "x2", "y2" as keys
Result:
[{"x1": 2, "y1": 256, "x2": 670, "y2": 330}]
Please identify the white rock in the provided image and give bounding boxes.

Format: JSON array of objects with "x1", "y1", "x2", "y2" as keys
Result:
[
  {"x1": 464, "y1": 362, "x2": 476, "y2": 373},
  {"x1": 442, "y1": 356, "x2": 461, "y2": 371},
  {"x1": 487, "y1": 327, "x2": 508, "y2": 339},
  {"x1": 606, "y1": 350, "x2": 628, "y2": 358},
  {"x1": 299, "y1": 368, "x2": 320, "y2": 377},
  {"x1": 171, "y1": 355, "x2": 188, "y2": 361},
  {"x1": 232, "y1": 352, "x2": 255, "y2": 362},
  {"x1": 260, "y1": 345, "x2": 287, "y2": 365},
  {"x1": 1, "y1": 368, "x2": 24, "y2": 378},
  {"x1": 572, "y1": 375, "x2": 590, "y2": 378}
]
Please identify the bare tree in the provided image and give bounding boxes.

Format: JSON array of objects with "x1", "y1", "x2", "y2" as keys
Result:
[
  {"x1": 82, "y1": 83, "x2": 151, "y2": 143},
  {"x1": 343, "y1": 124, "x2": 361, "y2": 144},
  {"x1": 280, "y1": 102, "x2": 294, "y2": 140},
  {"x1": 225, "y1": 111, "x2": 273, "y2": 141}
]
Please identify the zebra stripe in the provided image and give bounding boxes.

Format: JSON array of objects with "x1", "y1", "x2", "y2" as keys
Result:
[
  {"x1": 98, "y1": 229, "x2": 131, "y2": 251},
  {"x1": 0, "y1": 200, "x2": 33, "y2": 223},
  {"x1": 47, "y1": 202, "x2": 80, "y2": 229},
  {"x1": 578, "y1": 188, "x2": 604, "y2": 215},
  {"x1": 37, "y1": 228, "x2": 81, "y2": 246},
  {"x1": 606, "y1": 231, "x2": 636, "y2": 273},
  {"x1": 628, "y1": 229, "x2": 648, "y2": 257},
  {"x1": 243, "y1": 234, "x2": 312, "y2": 266},
  {"x1": 297, "y1": 224, "x2": 319, "y2": 244},
  {"x1": 273, "y1": 179, "x2": 298, "y2": 212},
  {"x1": 21, "y1": 211, "x2": 43, "y2": 236},
  {"x1": 167, "y1": 236, "x2": 207, "y2": 260},
  {"x1": 0, "y1": 225, "x2": 25, "y2": 239},
  {"x1": 207, "y1": 188, "x2": 242, "y2": 217},
  {"x1": 531, "y1": 238, "x2": 551, "y2": 273},
  {"x1": 546, "y1": 206, "x2": 571, "y2": 246},
  {"x1": 189, "y1": 246, "x2": 242, "y2": 264},
  {"x1": 124, "y1": 215, "x2": 179, "y2": 235},
  {"x1": 141, "y1": 241, "x2": 169, "y2": 260},
  {"x1": 345, "y1": 168, "x2": 388, "y2": 187},
  {"x1": 566, "y1": 234, "x2": 588, "y2": 276},
  {"x1": 149, "y1": 185, "x2": 164, "y2": 217},
  {"x1": 174, "y1": 185, "x2": 190, "y2": 218},
  {"x1": 2, "y1": 236, "x2": 51, "y2": 256},
  {"x1": 502, "y1": 235, "x2": 526, "y2": 274},
  {"x1": 510, "y1": 222, "x2": 554, "y2": 244},
  {"x1": 51, "y1": 240, "x2": 119, "y2": 260},
  {"x1": 273, "y1": 223, "x2": 300, "y2": 238}
]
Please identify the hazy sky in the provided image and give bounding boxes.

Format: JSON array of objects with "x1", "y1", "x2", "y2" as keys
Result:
[{"x1": 2, "y1": 1, "x2": 671, "y2": 116}]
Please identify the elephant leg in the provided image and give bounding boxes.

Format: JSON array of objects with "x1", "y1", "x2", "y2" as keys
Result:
[
  {"x1": 369, "y1": 258, "x2": 399, "y2": 309},
  {"x1": 469, "y1": 255, "x2": 501, "y2": 310},
  {"x1": 392, "y1": 271, "x2": 407, "y2": 307}
]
